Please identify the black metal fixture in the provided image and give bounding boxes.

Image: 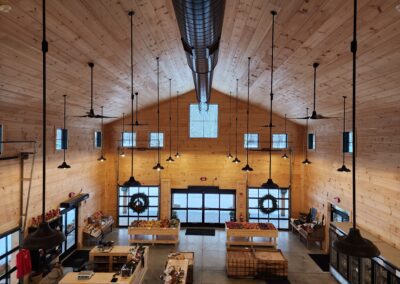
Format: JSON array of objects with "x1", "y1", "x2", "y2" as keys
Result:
[
  {"x1": 58, "y1": 95, "x2": 71, "y2": 169},
  {"x1": 153, "y1": 57, "x2": 164, "y2": 171},
  {"x1": 302, "y1": 108, "x2": 312, "y2": 165},
  {"x1": 232, "y1": 79, "x2": 241, "y2": 164},
  {"x1": 120, "y1": 113, "x2": 126, "y2": 158},
  {"x1": 97, "y1": 106, "x2": 106, "y2": 162},
  {"x1": 166, "y1": 79, "x2": 174, "y2": 163},
  {"x1": 172, "y1": 0, "x2": 226, "y2": 106},
  {"x1": 281, "y1": 114, "x2": 289, "y2": 159},
  {"x1": 226, "y1": 91, "x2": 233, "y2": 159},
  {"x1": 23, "y1": 0, "x2": 65, "y2": 250},
  {"x1": 337, "y1": 96, "x2": 351, "y2": 172},
  {"x1": 261, "y1": 11, "x2": 280, "y2": 189},
  {"x1": 242, "y1": 57, "x2": 253, "y2": 172},
  {"x1": 174, "y1": 91, "x2": 181, "y2": 158},
  {"x1": 75, "y1": 62, "x2": 116, "y2": 119},
  {"x1": 333, "y1": 0, "x2": 380, "y2": 258}
]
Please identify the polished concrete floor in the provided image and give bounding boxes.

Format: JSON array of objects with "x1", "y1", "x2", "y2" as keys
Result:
[{"x1": 102, "y1": 228, "x2": 337, "y2": 284}]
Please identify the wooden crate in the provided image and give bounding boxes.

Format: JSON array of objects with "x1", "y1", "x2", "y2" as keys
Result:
[
  {"x1": 226, "y1": 248, "x2": 257, "y2": 278},
  {"x1": 254, "y1": 250, "x2": 288, "y2": 279},
  {"x1": 225, "y1": 224, "x2": 278, "y2": 248},
  {"x1": 128, "y1": 223, "x2": 180, "y2": 245}
]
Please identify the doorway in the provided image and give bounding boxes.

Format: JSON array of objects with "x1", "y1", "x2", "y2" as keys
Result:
[
  {"x1": 171, "y1": 186, "x2": 236, "y2": 227},
  {"x1": 59, "y1": 206, "x2": 78, "y2": 260}
]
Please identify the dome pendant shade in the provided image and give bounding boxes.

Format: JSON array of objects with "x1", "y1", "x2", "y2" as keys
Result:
[
  {"x1": 302, "y1": 158, "x2": 312, "y2": 165},
  {"x1": 57, "y1": 161, "x2": 71, "y2": 169},
  {"x1": 98, "y1": 155, "x2": 106, "y2": 162},
  {"x1": 153, "y1": 163, "x2": 164, "y2": 171},
  {"x1": 261, "y1": 178, "x2": 280, "y2": 189},
  {"x1": 232, "y1": 157, "x2": 241, "y2": 164},
  {"x1": 281, "y1": 153, "x2": 288, "y2": 159},
  {"x1": 166, "y1": 156, "x2": 174, "y2": 163},
  {"x1": 121, "y1": 176, "x2": 141, "y2": 187},
  {"x1": 333, "y1": 228, "x2": 380, "y2": 258},
  {"x1": 337, "y1": 164, "x2": 351, "y2": 172},
  {"x1": 23, "y1": 222, "x2": 65, "y2": 250},
  {"x1": 175, "y1": 152, "x2": 181, "y2": 158},
  {"x1": 227, "y1": 153, "x2": 233, "y2": 159},
  {"x1": 241, "y1": 164, "x2": 253, "y2": 172}
]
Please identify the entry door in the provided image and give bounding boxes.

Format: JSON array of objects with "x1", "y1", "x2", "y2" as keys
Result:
[{"x1": 59, "y1": 207, "x2": 77, "y2": 260}]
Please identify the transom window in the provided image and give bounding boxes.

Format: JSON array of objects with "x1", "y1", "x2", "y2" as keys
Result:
[
  {"x1": 118, "y1": 186, "x2": 159, "y2": 227},
  {"x1": 122, "y1": 132, "x2": 136, "y2": 148},
  {"x1": 0, "y1": 228, "x2": 19, "y2": 284},
  {"x1": 248, "y1": 187, "x2": 290, "y2": 229},
  {"x1": 0, "y1": 124, "x2": 3, "y2": 155},
  {"x1": 244, "y1": 133, "x2": 259, "y2": 149},
  {"x1": 272, "y1": 134, "x2": 287, "y2": 149},
  {"x1": 149, "y1": 132, "x2": 164, "y2": 148},
  {"x1": 343, "y1": 131, "x2": 353, "y2": 153},
  {"x1": 308, "y1": 133, "x2": 315, "y2": 150},
  {"x1": 189, "y1": 104, "x2": 218, "y2": 138},
  {"x1": 94, "y1": 131, "x2": 102, "y2": 148},
  {"x1": 56, "y1": 128, "x2": 68, "y2": 150}
]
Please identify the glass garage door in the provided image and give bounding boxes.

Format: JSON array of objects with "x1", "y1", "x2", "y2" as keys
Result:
[{"x1": 171, "y1": 188, "x2": 236, "y2": 226}]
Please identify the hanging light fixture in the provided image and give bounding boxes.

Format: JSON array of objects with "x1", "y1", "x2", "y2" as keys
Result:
[
  {"x1": 23, "y1": 0, "x2": 65, "y2": 250},
  {"x1": 58, "y1": 95, "x2": 71, "y2": 169},
  {"x1": 333, "y1": 0, "x2": 380, "y2": 258},
  {"x1": 337, "y1": 96, "x2": 351, "y2": 172},
  {"x1": 153, "y1": 57, "x2": 164, "y2": 171},
  {"x1": 281, "y1": 114, "x2": 289, "y2": 159},
  {"x1": 232, "y1": 79, "x2": 241, "y2": 164},
  {"x1": 166, "y1": 79, "x2": 175, "y2": 163},
  {"x1": 97, "y1": 106, "x2": 107, "y2": 162},
  {"x1": 175, "y1": 91, "x2": 181, "y2": 158},
  {"x1": 120, "y1": 113, "x2": 126, "y2": 158},
  {"x1": 302, "y1": 107, "x2": 312, "y2": 165},
  {"x1": 242, "y1": 57, "x2": 253, "y2": 172},
  {"x1": 261, "y1": 11, "x2": 279, "y2": 189},
  {"x1": 226, "y1": 91, "x2": 233, "y2": 159}
]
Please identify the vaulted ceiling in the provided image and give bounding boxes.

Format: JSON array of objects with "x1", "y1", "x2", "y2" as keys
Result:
[{"x1": 0, "y1": 0, "x2": 399, "y2": 123}]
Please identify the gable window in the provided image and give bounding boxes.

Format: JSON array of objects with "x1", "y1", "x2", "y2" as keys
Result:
[
  {"x1": 272, "y1": 134, "x2": 288, "y2": 149},
  {"x1": 0, "y1": 228, "x2": 20, "y2": 284},
  {"x1": 244, "y1": 133, "x2": 259, "y2": 149},
  {"x1": 308, "y1": 133, "x2": 315, "y2": 150},
  {"x1": 343, "y1": 131, "x2": 353, "y2": 153},
  {"x1": 94, "y1": 131, "x2": 102, "y2": 148},
  {"x1": 189, "y1": 104, "x2": 218, "y2": 138},
  {"x1": 122, "y1": 132, "x2": 136, "y2": 148},
  {"x1": 0, "y1": 124, "x2": 3, "y2": 155},
  {"x1": 149, "y1": 132, "x2": 164, "y2": 148},
  {"x1": 56, "y1": 128, "x2": 68, "y2": 151}
]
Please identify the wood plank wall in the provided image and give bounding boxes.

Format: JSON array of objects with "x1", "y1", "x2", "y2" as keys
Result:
[
  {"x1": 103, "y1": 90, "x2": 305, "y2": 222},
  {"x1": 303, "y1": 103, "x2": 400, "y2": 248},
  {"x1": 0, "y1": 103, "x2": 106, "y2": 246}
]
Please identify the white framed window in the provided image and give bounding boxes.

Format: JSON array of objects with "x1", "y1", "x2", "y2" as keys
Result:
[
  {"x1": 272, "y1": 134, "x2": 288, "y2": 149},
  {"x1": 149, "y1": 132, "x2": 164, "y2": 148},
  {"x1": 244, "y1": 133, "x2": 259, "y2": 149},
  {"x1": 94, "y1": 131, "x2": 102, "y2": 148},
  {"x1": 189, "y1": 104, "x2": 218, "y2": 138},
  {"x1": 122, "y1": 132, "x2": 136, "y2": 147},
  {"x1": 308, "y1": 133, "x2": 315, "y2": 150}
]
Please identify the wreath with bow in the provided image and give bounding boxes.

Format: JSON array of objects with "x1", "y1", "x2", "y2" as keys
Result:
[
  {"x1": 259, "y1": 194, "x2": 278, "y2": 214},
  {"x1": 129, "y1": 193, "x2": 149, "y2": 214}
]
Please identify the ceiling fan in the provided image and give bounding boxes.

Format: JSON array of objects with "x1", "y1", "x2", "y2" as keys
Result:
[
  {"x1": 292, "y1": 63, "x2": 338, "y2": 120},
  {"x1": 75, "y1": 62, "x2": 116, "y2": 119}
]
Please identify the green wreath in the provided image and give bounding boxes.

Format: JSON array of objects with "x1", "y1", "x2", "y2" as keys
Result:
[
  {"x1": 259, "y1": 194, "x2": 278, "y2": 214},
  {"x1": 129, "y1": 193, "x2": 149, "y2": 214}
]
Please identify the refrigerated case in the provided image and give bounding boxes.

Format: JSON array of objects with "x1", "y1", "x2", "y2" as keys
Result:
[{"x1": 329, "y1": 222, "x2": 400, "y2": 284}]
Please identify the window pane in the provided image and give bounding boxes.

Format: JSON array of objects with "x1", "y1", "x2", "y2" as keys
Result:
[
  {"x1": 220, "y1": 211, "x2": 233, "y2": 223},
  {"x1": 56, "y1": 128, "x2": 63, "y2": 150},
  {"x1": 149, "y1": 197, "x2": 158, "y2": 206},
  {"x1": 174, "y1": 210, "x2": 187, "y2": 222},
  {"x1": 9, "y1": 231, "x2": 19, "y2": 251},
  {"x1": 119, "y1": 217, "x2": 129, "y2": 226},
  {"x1": 188, "y1": 210, "x2": 202, "y2": 222},
  {"x1": 244, "y1": 133, "x2": 258, "y2": 149},
  {"x1": 272, "y1": 134, "x2": 287, "y2": 149},
  {"x1": 188, "y1": 194, "x2": 202, "y2": 208},
  {"x1": 149, "y1": 132, "x2": 164, "y2": 147},
  {"x1": 122, "y1": 132, "x2": 136, "y2": 147},
  {"x1": 148, "y1": 207, "x2": 158, "y2": 217},
  {"x1": 149, "y1": 187, "x2": 158, "y2": 196},
  {"x1": 248, "y1": 209, "x2": 259, "y2": 219},
  {"x1": 189, "y1": 104, "x2": 218, "y2": 138},
  {"x1": 95, "y1": 131, "x2": 102, "y2": 148},
  {"x1": 248, "y1": 199, "x2": 258, "y2": 208},
  {"x1": 204, "y1": 210, "x2": 219, "y2": 223},
  {"x1": 204, "y1": 194, "x2": 219, "y2": 209},
  {"x1": 0, "y1": 237, "x2": 6, "y2": 256},
  {"x1": 172, "y1": 194, "x2": 187, "y2": 208},
  {"x1": 248, "y1": 189, "x2": 258, "y2": 198},
  {"x1": 220, "y1": 194, "x2": 234, "y2": 209}
]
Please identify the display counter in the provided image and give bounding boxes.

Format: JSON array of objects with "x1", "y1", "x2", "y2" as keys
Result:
[
  {"x1": 225, "y1": 222, "x2": 278, "y2": 248},
  {"x1": 129, "y1": 220, "x2": 180, "y2": 245}
]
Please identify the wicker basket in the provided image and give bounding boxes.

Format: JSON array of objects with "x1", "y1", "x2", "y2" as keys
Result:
[
  {"x1": 254, "y1": 250, "x2": 288, "y2": 279},
  {"x1": 226, "y1": 248, "x2": 257, "y2": 277}
]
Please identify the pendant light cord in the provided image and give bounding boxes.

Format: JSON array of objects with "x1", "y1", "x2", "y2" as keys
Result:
[
  {"x1": 284, "y1": 114, "x2": 287, "y2": 147},
  {"x1": 269, "y1": 11, "x2": 277, "y2": 180},
  {"x1": 129, "y1": 11, "x2": 135, "y2": 176},
  {"x1": 342, "y1": 96, "x2": 346, "y2": 165},
  {"x1": 157, "y1": 57, "x2": 160, "y2": 163},
  {"x1": 169, "y1": 79, "x2": 172, "y2": 157},
  {"x1": 235, "y1": 79, "x2": 239, "y2": 158},
  {"x1": 246, "y1": 57, "x2": 250, "y2": 164},
  {"x1": 121, "y1": 113, "x2": 125, "y2": 152},
  {"x1": 351, "y1": 0, "x2": 358, "y2": 229},
  {"x1": 90, "y1": 63, "x2": 94, "y2": 111},
  {"x1": 313, "y1": 65, "x2": 317, "y2": 112},
  {"x1": 135, "y1": 93, "x2": 139, "y2": 124},
  {"x1": 305, "y1": 108, "x2": 309, "y2": 159},
  {"x1": 63, "y1": 95, "x2": 66, "y2": 163},
  {"x1": 131, "y1": 96, "x2": 134, "y2": 176},
  {"x1": 101, "y1": 106, "x2": 104, "y2": 157},
  {"x1": 176, "y1": 91, "x2": 179, "y2": 154},
  {"x1": 228, "y1": 91, "x2": 232, "y2": 155},
  {"x1": 41, "y1": 0, "x2": 47, "y2": 221}
]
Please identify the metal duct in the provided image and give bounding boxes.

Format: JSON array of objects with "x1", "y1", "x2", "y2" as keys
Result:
[{"x1": 173, "y1": 0, "x2": 225, "y2": 106}]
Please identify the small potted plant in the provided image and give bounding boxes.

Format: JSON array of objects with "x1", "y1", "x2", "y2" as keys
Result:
[{"x1": 229, "y1": 211, "x2": 236, "y2": 222}]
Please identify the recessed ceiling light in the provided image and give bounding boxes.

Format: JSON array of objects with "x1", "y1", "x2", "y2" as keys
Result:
[{"x1": 0, "y1": 4, "x2": 12, "y2": 13}]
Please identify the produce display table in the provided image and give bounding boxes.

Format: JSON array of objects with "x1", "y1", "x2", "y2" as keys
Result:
[
  {"x1": 162, "y1": 259, "x2": 189, "y2": 284},
  {"x1": 128, "y1": 220, "x2": 180, "y2": 245},
  {"x1": 167, "y1": 252, "x2": 194, "y2": 284},
  {"x1": 225, "y1": 222, "x2": 278, "y2": 248}
]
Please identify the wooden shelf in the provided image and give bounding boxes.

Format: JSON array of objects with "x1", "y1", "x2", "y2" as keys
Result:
[
  {"x1": 225, "y1": 224, "x2": 278, "y2": 248},
  {"x1": 128, "y1": 224, "x2": 180, "y2": 246}
]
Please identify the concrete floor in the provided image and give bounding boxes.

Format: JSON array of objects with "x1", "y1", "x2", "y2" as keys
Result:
[{"x1": 102, "y1": 228, "x2": 337, "y2": 284}]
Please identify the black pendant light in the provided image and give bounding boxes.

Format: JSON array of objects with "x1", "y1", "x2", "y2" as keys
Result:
[
  {"x1": 302, "y1": 108, "x2": 311, "y2": 165},
  {"x1": 58, "y1": 95, "x2": 71, "y2": 169},
  {"x1": 226, "y1": 91, "x2": 233, "y2": 159},
  {"x1": 23, "y1": 0, "x2": 65, "y2": 250},
  {"x1": 153, "y1": 57, "x2": 164, "y2": 171},
  {"x1": 166, "y1": 79, "x2": 174, "y2": 163},
  {"x1": 120, "y1": 113, "x2": 126, "y2": 158},
  {"x1": 97, "y1": 106, "x2": 106, "y2": 162},
  {"x1": 261, "y1": 11, "x2": 279, "y2": 189},
  {"x1": 281, "y1": 114, "x2": 289, "y2": 159},
  {"x1": 175, "y1": 91, "x2": 181, "y2": 158},
  {"x1": 232, "y1": 78, "x2": 241, "y2": 164},
  {"x1": 337, "y1": 96, "x2": 351, "y2": 172},
  {"x1": 242, "y1": 57, "x2": 253, "y2": 172},
  {"x1": 333, "y1": 0, "x2": 380, "y2": 258}
]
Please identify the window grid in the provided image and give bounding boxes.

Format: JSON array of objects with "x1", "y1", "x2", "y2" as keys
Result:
[
  {"x1": 118, "y1": 186, "x2": 159, "y2": 227},
  {"x1": 94, "y1": 131, "x2": 102, "y2": 148},
  {"x1": 56, "y1": 128, "x2": 63, "y2": 150},
  {"x1": 244, "y1": 133, "x2": 259, "y2": 149},
  {"x1": 308, "y1": 133, "x2": 315, "y2": 150},
  {"x1": 272, "y1": 134, "x2": 287, "y2": 149},
  {"x1": 189, "y1": 104, "x2": 218, "y2": 138},
  {"x1": 122, "y1": 132, "x2": 136, "y2": 148},
  {"x1": 343, "y1": 131, "x2": 353, "y2": 153},
  {"x1": 247, "y1": 188, "x2": 290, "y2": 230},
  {"x1": 0, "y1": 228, "x2": 20, "y2": 284},
  {"x1": 149, "y1": 132, "x2": 164, "y2": 148}
]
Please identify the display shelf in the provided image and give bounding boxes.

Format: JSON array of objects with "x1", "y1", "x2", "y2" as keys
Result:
[
  {"x1": 166, "y1": 252, "x2": 194, "y2": 284},
  {"x1": 128, "y1": 223, "x2": 180, "y2": 246},
  {"x1": 225, "y1": 223, "x2": 278, "y2": 248}
]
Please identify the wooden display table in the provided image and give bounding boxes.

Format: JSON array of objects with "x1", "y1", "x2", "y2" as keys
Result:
[
  {"x1": 225, "y1": 223, "x2": 278, "y2": 248},
  {"x1": 164, "y1": 259, "x2": 189, "y2": 284},
  {"x1": 128, "y1": 224, "x2": 180, "y2": 245},
  {"x1": 298, "y1": 225, "x2": 325, "y2": 250},
  {"x1": 167, "y1": 252, "x2": 194, "y2": 284},
  {"x1": 89, "y1": 246, "x2": 148, "y2": 272}
]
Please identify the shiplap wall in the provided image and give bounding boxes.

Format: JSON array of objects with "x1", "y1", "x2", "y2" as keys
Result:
[
  {"x1": 0, "y1": 103, "x2": 106, "y2": 246},
  {"x1": 103, "y1": 90, "x2": 306, "y2": 221}
]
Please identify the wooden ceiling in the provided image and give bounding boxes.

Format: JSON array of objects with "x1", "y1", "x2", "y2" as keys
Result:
[{"x1": 0, "y1": 0, "x2": 399, "y2": 123}]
